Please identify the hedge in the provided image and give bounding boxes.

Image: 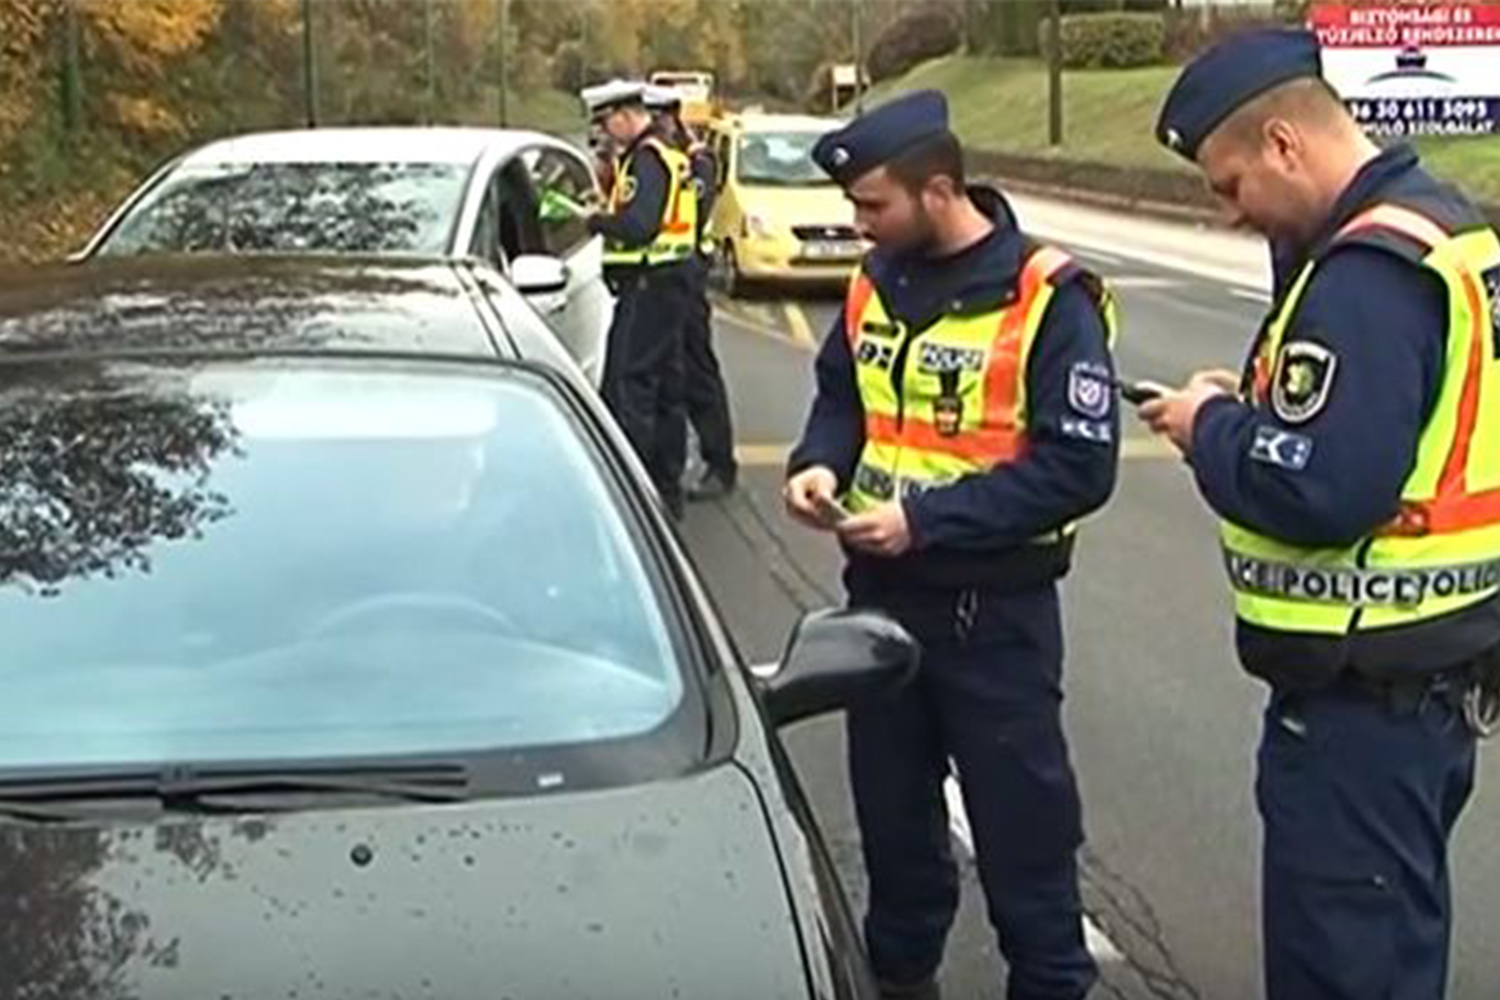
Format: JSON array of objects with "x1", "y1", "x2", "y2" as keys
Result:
[{"x1": 1041, "y1": 12, "x2": 1165, "y2": 70}]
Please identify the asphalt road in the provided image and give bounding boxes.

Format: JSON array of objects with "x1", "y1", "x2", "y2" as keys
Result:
[{"x1": 674, "y1": 211, "x2": 1499, "y2": 1000}]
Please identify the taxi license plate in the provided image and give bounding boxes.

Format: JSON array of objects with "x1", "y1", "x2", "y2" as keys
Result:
[{"x1": 802, "y1": 240, "x2": 858, "y2": 260}]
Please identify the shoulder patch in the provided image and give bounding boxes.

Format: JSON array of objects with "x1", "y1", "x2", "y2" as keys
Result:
[
  {"x1": 618, "y1": 175, "x2": 638, "y2": 204},
  {"x1": 1250, "y1": 425, "x2": 1314, "y2": 471},
  {"x1": 1271, "y1": 340, "x2": 1337, "y2": 424},
  {"x1": 1067, "y1": 361, "x2": 1113, "y2": 419}
]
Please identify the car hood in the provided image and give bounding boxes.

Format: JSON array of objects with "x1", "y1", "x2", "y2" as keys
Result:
[
  {"x1": 738, "y1": 186, "x2": 854, "y2": 229},
  {"x1": 0, "y1": 763, "x2": 810, "y2": 1000}
]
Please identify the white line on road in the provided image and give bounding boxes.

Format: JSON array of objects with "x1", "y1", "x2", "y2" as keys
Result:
[
  {"x1": 943, "y1": 776, "x2": 1125, "y2": 964},
  {"x1": 1229, "y1": 287, "x2": 1272, "y2": 304},
  {"x1": 1072, "y1": 248, "x2": 1124, "y2": 267},
  {"x1": 1105, "y1": 276, "x2": 1184, "y2": 290}
]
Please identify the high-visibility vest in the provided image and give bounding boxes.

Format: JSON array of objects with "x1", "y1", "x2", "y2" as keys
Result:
[
  {"x1": 844, "y1": 245, "x2": 1118, "y2": 550},
  {"x1": 602, "y1": 137, "x2": 697, "y2": 268},
  {"x1": 1222, "y1": 200, "x2": 1500, "y2": 662}
]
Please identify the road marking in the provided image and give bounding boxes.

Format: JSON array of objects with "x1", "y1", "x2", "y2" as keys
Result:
[
  {"x1": 735, "y1": 443, "x2": 795, "y2": 467},
  {"x1": 734, "y1": 436, "x2": 1177, "y2": 468},
  {"x1": 1229, "y1": 287, "x2": 1272, "y2": 304},
  {"x1": 782, "y1": 302, "x2": 818, "y2": 348},
  {"x1": 1072, "y1": 248, "x2": 1124, "y2": 267},
  {"x1": 1105, "y1": 276, "x2": 1182, "y2": 290},
  {"x1": 715, "y1": 305, "x2": 813, "y2": 351},
  {"x1": 943, "y1": 777, "x2": 1124, "y2": 963}
]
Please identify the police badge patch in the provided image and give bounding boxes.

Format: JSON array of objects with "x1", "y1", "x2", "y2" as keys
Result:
[
  {"x1": 1271, "y1": 340, "x2": 1337, "y2": 424},
  {"x1": 1067, "y1": 361, "x2": 1112, "y2": 419},
  {"x1": 619, "y1": 176, "x2": 638, "y2": 203}
]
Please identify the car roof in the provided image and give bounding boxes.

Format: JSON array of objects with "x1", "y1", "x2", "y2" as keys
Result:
[
  {"x1": 0, "y1": 256, "x2": 508, "y2": 359},
  {"x1": 177, "y1": 127, "x2": 563, "y2": 167}
]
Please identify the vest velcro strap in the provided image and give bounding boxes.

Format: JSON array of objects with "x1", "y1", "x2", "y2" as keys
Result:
[
  {"x1": 864, "y1": 412, "x2": 1022, "y2": 464},
  {"x1": 1336, "y1": 204, "x2": 1450, "y2": 250},
  {"x1": 1225, "y1": 550, "x2": 1500, "y2": 608},
  {"x1": 845, "y1": 272, "x2": 876, "y2": 343}
]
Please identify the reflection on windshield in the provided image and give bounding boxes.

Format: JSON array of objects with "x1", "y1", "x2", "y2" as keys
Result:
[
  {"x1": 99, "y1": 163, "x2": 469, "y2": 257},
  {"x1": 736, "y1": 131, "x2": 831, "y2": 186},
  {"x1": 0, "y1": 364, "x2": 684, "y2": 772},
  {"x1": 0, "y1": 365, "x2": 241, "y2": 598},
  {"x1": 0, "y1": 828, "x2": 161, "y2": 999}
]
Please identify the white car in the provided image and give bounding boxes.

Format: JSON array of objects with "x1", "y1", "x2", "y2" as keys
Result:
[{"x1": 77, "y1": 127, "x2": 614, "y2": 386}]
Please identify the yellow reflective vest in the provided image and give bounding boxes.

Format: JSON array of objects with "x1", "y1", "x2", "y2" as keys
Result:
[
  {"x1": 844, "y1": 244, "x2": 1118, "y2": 559},
  {"x1": 602, "y1": 136, "x2": 697, "y2": 268},
  {"x1": 1223, "y1": 196, "x2": 1500, "y2": 676}
]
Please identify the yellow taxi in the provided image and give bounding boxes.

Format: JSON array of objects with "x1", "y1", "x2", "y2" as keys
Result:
[{"x1": 705, "y1": 112, "x2": 865, "y2": 295}]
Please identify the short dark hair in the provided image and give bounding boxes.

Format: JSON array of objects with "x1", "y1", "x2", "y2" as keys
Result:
[{"x1": 885, "y1": 131, "x2": 965, "y2": 194}]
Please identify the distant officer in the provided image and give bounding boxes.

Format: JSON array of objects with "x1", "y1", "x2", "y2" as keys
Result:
[
  {"x1": 645, "y1": 84, "x2": 739, "y2": 500},
  {"x1": 783, "y1": 90, "x2": 1119, "y2": 1000},
  {"x1": 581, "y1": 79, "x2": 699, "y2": 518},
  {"x1": 1142, "y1": 29, "x2": 1500, "y2": 1000}
]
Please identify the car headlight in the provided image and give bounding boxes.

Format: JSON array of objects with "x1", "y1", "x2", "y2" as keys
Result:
[{"x1": 744, "y1": 214, "x2": 775, "y2": 239}]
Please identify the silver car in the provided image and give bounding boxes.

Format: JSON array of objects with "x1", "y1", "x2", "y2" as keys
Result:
[{"x1": 77, "y1": 127, "x2": 615, "y2": 387}]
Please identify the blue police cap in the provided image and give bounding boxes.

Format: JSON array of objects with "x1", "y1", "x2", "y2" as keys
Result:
[
  {"x1": 1156, "y1": 28, "x2": 1323, "y2": 161},
  {"x1": 812, "y1": 90, "x2": 950, "y2": 185}
]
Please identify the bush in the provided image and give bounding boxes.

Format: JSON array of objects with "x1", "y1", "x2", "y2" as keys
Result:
[
  {"x1": 1041, "y1": 12, "x2": 1165, "y2": 70},
  {"x1": 866, "y1": 5, "x2": 962, "y2": 84}
]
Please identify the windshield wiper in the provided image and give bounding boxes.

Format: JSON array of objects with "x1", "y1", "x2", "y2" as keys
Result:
[{"x1": 0, "y1": 761, "x2": 471, "y2": 819}]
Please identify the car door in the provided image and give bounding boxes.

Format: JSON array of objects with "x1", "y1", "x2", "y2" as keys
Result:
[{"x1": 519, "y1": 145, "x2": 615, "y2": 389}]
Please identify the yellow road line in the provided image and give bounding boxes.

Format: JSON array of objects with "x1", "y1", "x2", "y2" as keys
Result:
[
  {"x1": 735, "y1": 436, "x2": 1179, "y2": 468},
  {"x1": 714, "y1": 304, "x2": 812, "y2": 351},
  {"x1": 781, "y1": 302, "x2": 817, "y2": 348}
]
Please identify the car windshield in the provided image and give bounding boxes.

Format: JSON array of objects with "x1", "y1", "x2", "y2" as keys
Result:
[
  {"x1": 97, "y1": 162, "x2": 470, "y2": 257},
  {"x1": 736, "y1": 131, "x2": 831, "y2": 187},
  {"x1": 0, "y1": 359, "x2": 694, "y2": 777}
]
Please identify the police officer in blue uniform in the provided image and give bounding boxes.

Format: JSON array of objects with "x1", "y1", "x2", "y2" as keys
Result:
[
  {"x1": 582, "y1": 80, "x2": 695, "y2": 519},
  {"x1": 645, "y1": 85, "x2": 739, "y2": 500},
  {"x1": 783, "y1": 91, "x2": 1119, "y2": 1000},
  {"x1": 1142, "y1": 30, "x2": 1500, "y2": 1000}
]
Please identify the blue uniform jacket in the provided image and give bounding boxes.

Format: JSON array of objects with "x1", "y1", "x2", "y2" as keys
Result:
[
  {"x1": 1191, "y1": 146, "x2": 1449, "y2": 548},
  {"x1": 587, "y1": 130, "x2": 671, "y2": 251},
  {"x1": 1188, "y1": 146, "x2": 1500, "y2": 680},
  {"x1": 789, "y1": 186, "x2": 1119, "y2": 596}
]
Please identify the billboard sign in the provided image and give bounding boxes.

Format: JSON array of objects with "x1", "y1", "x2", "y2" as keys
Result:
[{"x1": 1311, "y1": 2, "x2": 1500, "y2": 137}]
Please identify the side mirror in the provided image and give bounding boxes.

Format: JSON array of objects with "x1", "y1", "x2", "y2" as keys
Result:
[
  {"x1": 757, "y1": 609, "x2": 919, "y2": 727},
  {"x1": 511, "y1": 254, "x2": 570, "y2": 297}
]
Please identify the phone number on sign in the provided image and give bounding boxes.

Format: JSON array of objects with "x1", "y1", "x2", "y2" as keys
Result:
[{"x1": 1348, "y1": 97, "x2": 1498, "y2": 136}]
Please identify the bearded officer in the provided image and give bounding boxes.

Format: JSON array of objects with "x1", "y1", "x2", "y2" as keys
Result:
[
  {"x1": 783, "y1": 90, "x2": 1120, "y2": 1000},
  {"x1": 1140, "y1": 29, "x2": 1500, "y2": 1000}
]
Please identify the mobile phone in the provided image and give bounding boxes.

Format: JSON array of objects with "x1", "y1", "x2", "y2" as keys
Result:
[
  {"x1": 1115, "y1": 378, "x2": 1168, "y2": 405},
  {"x1": 812, "y1": 493, "x2": 852, "y2": 525}
]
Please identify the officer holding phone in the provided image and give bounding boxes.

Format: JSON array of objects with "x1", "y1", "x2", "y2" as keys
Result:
[{"x1": 782, "y1": 91, "x2": 1120, "y2": 1000}]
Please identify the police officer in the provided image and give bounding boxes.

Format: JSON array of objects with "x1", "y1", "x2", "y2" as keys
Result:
[
  {"x1": 581, "y1": 79, "x2": 699, "y2": 518},
  {"x1": 1142, "y1": 29, "x2": 1500, "y2": 1000},
  {"x1": 783, "y1": 90, "x2": 1119, "y2": 1000},
  {"x1": 644, "y1": 84, "x2": 739, "y2": 500}
]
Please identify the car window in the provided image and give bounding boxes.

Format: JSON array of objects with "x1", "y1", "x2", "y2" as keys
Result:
[
  {"x1": 524, "y1": 148, "x2": 597, "y2": 258},
  {"x1": 736, "y1": 131, "x2": 832, "y2": 187},
  {"x1": 0, "y1": 360, "x2": 696, "y2": 775},
  {"x1": 99, "y1": 162, "x2": 470, "y2": 257}
]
